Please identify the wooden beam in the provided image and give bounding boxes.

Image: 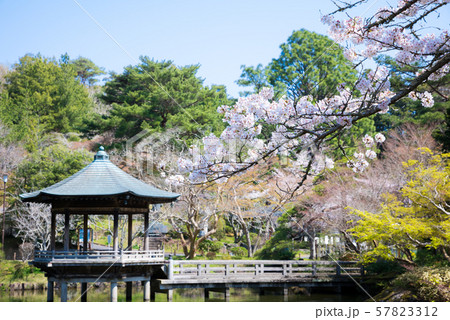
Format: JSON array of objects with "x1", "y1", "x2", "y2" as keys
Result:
[
  {"x1": 50, "y1": 211, "x2": 56, "y2": 251},
  {"x1": 143, "y1": 211, "x2": 149, "y2": 251},
  {"x1": 64, "y1": 212, "x2": 70, "y2": 251},
  {"x1": 113, "y1": 213, "x2": 119, "y2": 257},
  {"x1": 83, "y1": 214, "x2": 88, "y2": 252},
  {"x1": 128, "y1": 213, "x2": 133, "y2": 250}
]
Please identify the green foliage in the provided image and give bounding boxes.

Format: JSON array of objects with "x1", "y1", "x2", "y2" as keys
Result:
[
  {"x1": 101, "y1": 57, "x2": 231, "y2": 140},
  {"x1": 0, "y1": 54, "x2": 94, "y2": 151},
  {"x1": 70, "y1": 56, "x2": 105, "y2": 86},
  {"x1": 415, "y1": 248, "x2": 450, "y2": 267},
  {"x1": 230, "y1": 246, "x2": 248, "y2": 257},
  {"x1": 392, "y1": 267, "x2": 450, "y2": 302},
  {"x1": 236, "y1": 64, "x2": 271, "y2": 96},
  {"x1": 327, "y1": 117, "x2": 377, "y2": 159},
  {"x1": 374, "y1": 55, "x2": 448, "y2": 132},
  {"x1": 256, "y1": 211, "x2": 300, "y2": 259},
  {"x1": 237, "y1": 29, "x2": 356, "y2": 102},
  {"x1": 365, "y1": 259, "x2": 406, "y2": 275},
  {"x1": 198, "y1": 240, "x2": 223, "y2": 253},
  {"x1": 349, "y1": 149, "x2": 450, "y2": 264},
  {"x1": 15, "y1": 144, "x2": 92, "y2": 192}
]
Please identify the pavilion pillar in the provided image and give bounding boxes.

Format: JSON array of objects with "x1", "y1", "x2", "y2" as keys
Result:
[
  {"x1": 60, "y1": 281, "x2": 68, "y2": 302},
  {"x1": 111, "y1": 281, "x2": 118, "y2": 302},
  {"x1": 63, "y1": 212, "x2": 70, "y2": 251},
  {"x1": 50, "y1": 211, "x2": 56, "y2": 252},
  {"x1": 47, "y1": 280, "x2": 54, "y2": 302},
  {"x1": 126, "y1": 214, "x2": 133, "y2": 302},
  {"x1": 143, "y1": 211, "x2": 149, "y2": 251},
  {"x1": 81, "y1": 283, "x2": 88, "y2": 302},
  {"x1": 127, "y1": 213, "x2": 133, "y2": 250},
  {"x1": 113, "y1": 213, "x2": 119, "y2": 257},
  {"x1": 83, "y1": 214, "x2": 88, "y2": 252}
]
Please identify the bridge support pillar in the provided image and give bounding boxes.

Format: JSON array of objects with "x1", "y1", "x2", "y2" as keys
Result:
[
  {"x1": 111, "y1": 281, "x2": 118, "y2": 302},
  {"x1": 47, "y1": 280, "x2": 54, "y2": 302},
  {"x1": 224, "y1": 287, "x2": 230, "y2": 302},
  {"x1": 167, "y1": 289, "x2": 173, "y2": 302},
  {"x1": 283, "y1": 288, "x2": 289, "y2": 302},
  {"x1": 60, "y1": 281, "x2": 68, "y2": 302},
  {"x1": 204, "y1": 288, "x2": 210, "y2": 300},
  {"x1": 126, "y1": 282, "x2": 132, "y2": 302},
  {"x1": 81, "y1": 282, "x2": 87, "y2": 302},
  {"x1": 143, "y1": 280, "x2": 150, "y2": 302},
  {"x1": 259, "y1": 288, "x2": 265, "y2": 296}
]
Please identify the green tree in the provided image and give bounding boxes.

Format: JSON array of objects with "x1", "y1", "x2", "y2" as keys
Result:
[
  {"x1": 15, "y1": 144, "x2": 92, "y2": 192},
  {"x1": 101, "y1": 57, "x2": 230, "y2": 139},
  {"x1": 70, "y1": 56, "x2": 105, "y2": 86},
  {"x1": 236, "y1": 64, "x2": 271, "y2": 97},
  {"x1": 0, "y1": 54, "x2": 93, "y2": 150},
  {"x1": 349, "y1": 149, "x2": 450, "y2": 265},
  {"x1": 237, "y1": 29, "x2": 356, "y2": 102}
]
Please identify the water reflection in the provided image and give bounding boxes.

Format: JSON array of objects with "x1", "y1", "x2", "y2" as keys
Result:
[{"x1": 0, "y1": 286, "x2": 366, "y2": 302}]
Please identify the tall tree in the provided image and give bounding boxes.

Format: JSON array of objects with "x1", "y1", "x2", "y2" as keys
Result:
[
  {"x1": 0, "y1": 54, "x2": 93, "y2": 150},
  {"x1": 70, "y1": 56, "x2": 105, "y2": 86},
  {"x1": 101, "y1": 57, "x2": 229, "y2": 139},
  {"x1": 237, "y1": 29, "x2": 356, "y2": 102}
]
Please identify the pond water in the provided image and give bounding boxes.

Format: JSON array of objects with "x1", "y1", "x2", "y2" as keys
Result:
[{"x1": 0, "y1": 286, "x2": 368, "y2": 302}]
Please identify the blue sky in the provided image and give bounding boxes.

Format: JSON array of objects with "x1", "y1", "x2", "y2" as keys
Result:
[{"x1": 1, "y1": 0, "x2": 448, "y2": 98}]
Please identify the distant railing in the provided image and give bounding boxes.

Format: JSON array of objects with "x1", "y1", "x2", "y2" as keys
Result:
[
  {"x1": 34, "y1": 250, "x2": 165, "y2": 263},
  {"x1": 167, "y1": 260, "x2": 362, "y2": 280}
]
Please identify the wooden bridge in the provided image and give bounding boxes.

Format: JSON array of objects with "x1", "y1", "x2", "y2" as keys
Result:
[{"x1": 154, "y1": 258, "x2": 364, "y2": 301}]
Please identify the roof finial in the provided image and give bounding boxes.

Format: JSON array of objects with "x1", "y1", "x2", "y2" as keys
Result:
[{"x1": 94, "y1": 146, "x2": 109, "y2": 161}]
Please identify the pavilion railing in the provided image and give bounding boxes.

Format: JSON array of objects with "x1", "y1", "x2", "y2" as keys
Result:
[{"x1": 34, "y1": 250, "x2": 165, "y2": 262}]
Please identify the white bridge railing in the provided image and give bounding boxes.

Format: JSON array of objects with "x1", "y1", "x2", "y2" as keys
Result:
[
  {"x1": 34, "y1": 250, "x2": 165, "y2": 263},
  {"x1": 167, "y1": 259, "x2": 363, "y2": 280}
]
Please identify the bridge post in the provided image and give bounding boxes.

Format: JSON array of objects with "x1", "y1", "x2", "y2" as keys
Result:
[
  {"x1": 360, "y1": 265, "x2": 365, "y2": 277},
  {"x1": 81, "y1": 282, "x2": 87, "y2": 302},
  {"x1": 126, "y1": 282, "x2": 132, "y2": 302},
  {"x1": 168, "y1": 255, "x2": 174, "y2": 280},
  {"x1": 197, "y1": 263, "x2": 202, "y2": 276},
  {"x1": 47, "y1": 280, "x2": 54, "y2": 302},
  {"x1": 283, "y1": 288, "x2": 289, "y2": 302},
  {"x1": 336, "y1": 264, "x2": 341, "y2": 276},
  {"x1": 224, "y1": 287, "x2": 230, "y2": 302},
  {"x1": 143, "y1": 279, "x2": 150, "y2": 302},
  {"x1": 312, "y1": 262, "x2": 317, "y2": 277},
  {"x1": 60, "y1": 281, "x2": 68, "y2": 302},
  {"x1": 204, "y1": 288, "x2": 210, "y2": 300},
  {"x1": 111, "y1": 281, "x2": 118, "y2": 302},
  {"x1": 167, "y1": 289, "x2": 173, "y2": 302}
]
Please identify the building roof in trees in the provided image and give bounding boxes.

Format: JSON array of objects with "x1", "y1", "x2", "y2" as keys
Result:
[{"x1": 20, "y1": 146, "x2": 179, "y2": 204}]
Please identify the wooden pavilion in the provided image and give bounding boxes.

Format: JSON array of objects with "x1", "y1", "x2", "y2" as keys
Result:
[{"x1": 20, "y1": 146, "x2": 179, "y2": 302}]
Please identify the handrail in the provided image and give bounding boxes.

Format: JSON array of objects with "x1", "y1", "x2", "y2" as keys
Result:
[
  {"x1": 34, "y1": 249, "x2": 165, "y2": 262},
  {"x1": 167, "y1": 259, "x2": 362, "y2": 279}
]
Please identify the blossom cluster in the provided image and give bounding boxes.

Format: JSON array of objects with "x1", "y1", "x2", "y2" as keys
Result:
[
  {"x1": 321, "y1": 0, "x2": 449, "y2": 108},
  {"x1": 347, "y1": 133, "x2": 386, "y2": 173}
]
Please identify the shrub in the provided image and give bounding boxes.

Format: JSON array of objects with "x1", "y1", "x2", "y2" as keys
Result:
[
  {"x1": 206, "y1": 252, "x2": 216, "y2": 260},
  {"x1": 392, "y1": 267, "x2": 450, "y2": 301},
  {"x1": 365, "y1": 259, "x2": 406, "y2": 275},
  {"x1": 230, "y1": 247, "x2": 248, "y2": 257}
]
